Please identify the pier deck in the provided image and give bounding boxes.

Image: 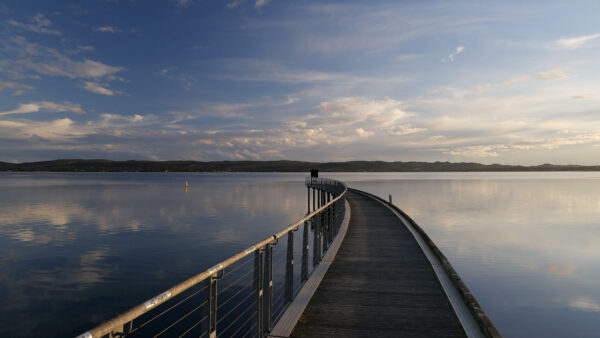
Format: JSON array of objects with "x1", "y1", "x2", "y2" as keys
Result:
[{"x1": 290, "y1": 190, "x2": 467, "y2": 337}]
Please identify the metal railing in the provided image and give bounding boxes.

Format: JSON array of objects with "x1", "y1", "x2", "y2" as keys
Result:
[{"x1": 77, "y1": 177, "x2": 347, "y2": 338}]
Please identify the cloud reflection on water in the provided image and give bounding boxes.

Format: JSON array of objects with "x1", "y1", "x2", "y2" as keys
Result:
[
  {"x1": 330, "y1": 172, "x2": 600, "y2": 338},
  {"x1": 0, "y1": 172, "x2": 308, "y2": 337}
]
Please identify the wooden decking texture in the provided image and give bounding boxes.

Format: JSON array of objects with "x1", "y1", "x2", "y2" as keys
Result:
[{"x1": 290, "y1": 191, "x2": 466, "y2": 337}]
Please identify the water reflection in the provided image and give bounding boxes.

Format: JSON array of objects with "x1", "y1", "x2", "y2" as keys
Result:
[
  {"x1": 327, "y1": 172, "x2": 600, "y2": 337},
  {"x1": 3, "y1": 172, "x2": 600, "y2": 337},
  {"x1": 0, "y1": 172, "x2": 308, "y2": 337}
]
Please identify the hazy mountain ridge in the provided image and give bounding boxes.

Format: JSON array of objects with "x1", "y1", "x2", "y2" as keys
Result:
[{"x1": 1, "y1": 159, "x2": 599, "y2": 172}]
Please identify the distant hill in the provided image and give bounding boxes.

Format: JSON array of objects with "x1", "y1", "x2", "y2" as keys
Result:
[{"x1": 1, "y1": 159, "x2": 600, "y2": 172}]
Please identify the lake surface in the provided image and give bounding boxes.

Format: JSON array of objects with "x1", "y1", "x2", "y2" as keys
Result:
[{"x1": 1, "y1": 172, "x2": 600, "y2": 337}]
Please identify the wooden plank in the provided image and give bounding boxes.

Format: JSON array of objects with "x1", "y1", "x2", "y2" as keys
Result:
[
  {"x1": 372, "y1": 197, "x2": 485, "y2": 337},
  {"x1": 268, "y1": 200, "x2": 351, "y2": 337},
  {"x1": 290, "y1": 191, "x2": 469, "y2": 337}
]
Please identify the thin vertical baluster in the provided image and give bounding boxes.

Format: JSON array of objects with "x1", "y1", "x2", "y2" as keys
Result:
[
  {"x1": 301, "y1": 220, "x2": 309, "y2": 281},
  {"x1": 263, "y1": 243, "x2": 273, "y2": 332},
  {"x1": 285, "y1": 231, "x2": 294, "y2": 302},
  {"x1": 209, "y1": 275, "x2": 218, "y2": 338},
  {"x1": 255, "y1": 249, "x2": 263, "y2": 337}
]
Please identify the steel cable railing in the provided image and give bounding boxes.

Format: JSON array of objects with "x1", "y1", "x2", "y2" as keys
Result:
[{"x1": 77, "y1": 177, "x2": 347, "y2": 338}]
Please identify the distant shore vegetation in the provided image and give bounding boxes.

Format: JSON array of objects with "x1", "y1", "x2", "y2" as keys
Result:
[{"x1": 1, "y1": 159, "x2": 600, "y2": 172}]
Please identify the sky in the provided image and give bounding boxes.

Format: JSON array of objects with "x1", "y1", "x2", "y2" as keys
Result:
[{"x1": 1, "y1": 0, "x2": 600, "y2": 164}]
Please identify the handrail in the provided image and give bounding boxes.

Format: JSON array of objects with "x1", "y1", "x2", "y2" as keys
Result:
[{"x1": 78, "y1": 177, "x2": 347, "y2": 338}]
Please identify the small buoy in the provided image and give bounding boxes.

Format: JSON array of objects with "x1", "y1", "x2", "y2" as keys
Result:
[{"x1": 185, "y1": 180, "x2": 189, "y2": 188}]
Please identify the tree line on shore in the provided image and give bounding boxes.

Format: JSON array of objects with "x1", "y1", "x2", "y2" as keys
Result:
[{"x1": 1, "y1": 159, "x2": 599, "y2": 172}]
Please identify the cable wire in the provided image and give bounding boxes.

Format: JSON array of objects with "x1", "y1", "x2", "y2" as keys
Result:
[
  {"x1": 217, "y1": 277, "x2": 257, "y2": 311},
  {"x1": 217, "y1": 301, "x2": 257, "y2": 337},
  {"x1": 241, "y1": 322, "x2": 257, "y2": 338},
  {"x1": 177, "y1": 314, "x2": 208, "y2": 338},
  {"x1": 217, "y1": 288, "x2": 257, "y2": 324},
  {"x1": 230, "y1": 311, "x2": 258, "y2": 338},
  {"x1": 153, "y1": 299, "x2": 208, "y2": 337},
  {"x1": 128, "y1": 284, "x2": 208, "y2": 334},
  {"x1": 218, "y1": 266, "x2": 256, "y2": 296}
]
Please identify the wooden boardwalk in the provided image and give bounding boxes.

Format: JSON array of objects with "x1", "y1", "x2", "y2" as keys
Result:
[{"x1": 290, "y1": 190, "x2": 467, "y2": 337}]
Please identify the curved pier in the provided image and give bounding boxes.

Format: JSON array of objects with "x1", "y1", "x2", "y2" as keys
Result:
[
  {"x1": 76, "y1": 178, "x2": 499, "y2": 338},
  {"x1": 286, "y1": 188, "x2": 500, "y2": 337}
]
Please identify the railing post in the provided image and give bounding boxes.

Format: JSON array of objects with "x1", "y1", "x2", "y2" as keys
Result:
[
  {"x1": 285, "y1": 230, "x2": 294, "y2": 302},
  {"x1": 328, "y1": 203, "x2": 333, "y2": 244},
  {"x1": 331, "y1": 196, "x2": 336, "y2": 236},
  {"x1": 209, "y1": 275, "x2": 218, "y2": 338},
  {"x1": 321, "y1": 190, "x2": 324, "y2": 208},
  {"x1": 263, "y1": 243, "x2": 273, "y2": 333},
  {"x1": 312, "y1": 188, "x2": 315, "y2": 212},
  {"x1": 322, "y1": 203, "x2": 329, "y2": 251},
  {"x1": 327, "y1": 193, "x2": 332, "y2": 245},
  {"x1": 336, "y1": 199, "x2": 340, "y2": 232},
  {"x1": 301, "y1": 220, "x2": 309, "y2": 281},
  {"x1": 337, "y1": 199, "x2": 341, "y2": 232},
  {"x1": 313, "y1": 215, "x2": 321, "y2": 266},
  {"x1": 255, "y1": 249, "x2": 264, "y2": 337},
  {"x1": 325, "y1": 193, "x2": 330, "y2": 246},
  {"x1": 307, "y1": 187, "x2": 310, "y2": 214}
]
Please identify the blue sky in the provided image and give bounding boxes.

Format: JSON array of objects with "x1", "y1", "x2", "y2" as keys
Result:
[{"x1": 1, "y1": 0, "x2": 600, "y2": 164}]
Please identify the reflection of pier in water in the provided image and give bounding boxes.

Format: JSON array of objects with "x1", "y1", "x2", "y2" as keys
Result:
[{"x1": 77, "y1": 176, "x2": 500, "y2": 338}]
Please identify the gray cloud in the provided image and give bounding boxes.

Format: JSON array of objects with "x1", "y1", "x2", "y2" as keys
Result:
[
  {"x1": 556, "y1": 33, "x2": 600, "y2": 49},
  {"x1": 83, "y1": 82, "x2": 118, "y2": 96},
  {"x1": 94, "y1": 25, "x2": 122, "y2": 33},
  {"x1": 0, "y1": 101, "x2": 85, "y2": 116},
  {"x1": 9, "y1": 13, "x2": 61, "y2": 35},
  {"x1": 1, "y1": 36, "x2": 124, "y2": 81},
  {"x1": 0, "y1": 79, "x2": 32, "y2": 95}
]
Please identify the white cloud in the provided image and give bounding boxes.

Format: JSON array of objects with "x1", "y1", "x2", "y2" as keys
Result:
[
  {"x1": 390, "y1": 124, "x2": 426, "y2": 136},
  {"x1": 446, "y1": 145, "x2": 503, "y2": 157},
  {"x1": 173, "y1": 0, "x2": 192, "y2": 8},
  {"x1": 255, "y1": 0, "x2": 271, "y2": 9},
  {"x1": 0, "y1": 79, "x2": 32, "y2": 95},
  {"x1": 444, "y1": 132, "x2": 600, "y2": 158},
  {"x1": 544, "y1": 264, "x2": 576, "y2": 276},
  {"x1": 443, "y1": 45, "x2": 465, "y2": 63},
  {"x1": 73, "y1": 60, "x2": 122, "y2": 78},
  {"x1": 476, "y1": 76, "x2": 530, "y2": 90},
  {"x1": 570, "y1": 298, "x2": 600, "y2": 312},
  {"x1": 318, "y1": 97, "x2": 410, "y2": 128},
  {"x1": 227, "y1": 0, "x2": 245, "y2": 9},
  {"x1": 228, "y1": 96, "x2": 424, "y2": 152},
  {"x1": 355, "y1": 128, "x2": 373, "y2": 138},
  {"x1": 24, "y1": 58, "x2": 123, "y2": 79},
  {"x1": 100, "y1": 113, "x2": 145, "y2": 124},
  {"x1": 556, "y1": 33, "x2": 600, "y2": 49},
  {"x1": 3, "y1": 36, "x2": 124, "y2": 80},
  {"x1": 0, "y1": 101, "x2": 85, "y2": 116},
  {"x1": 475, "y1": 70, "x2": 568, "y2": 92},
  {"x1": 535, "y1": 69, "x2": 569, "y2": 81},
  {"x1": 216, "y1": 59, "x2": 405, "y2": 85},
  {"x1": 0, "y1": 112, "x2": 151, "y2": 145},
  {"x1": 0, "y1": 118, "x2": 92, "y2": 141},
  {"x1": 9, "y1": 13, "x2": 61, "y2": 35},
  {"x1": 139, "y1": 96, "x2": 426, "y2": 161},
  {"x1": 156, "y1": 66, "x2": 195, "y2": 89},
  {"x1": 94, "y1": 25, "x2": 122, "y2": 33},
  {"x1": 83, "y1": 82, "x2": 117, "y2": 96}
]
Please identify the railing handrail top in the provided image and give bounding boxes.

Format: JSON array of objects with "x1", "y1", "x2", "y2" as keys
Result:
[{"x1": 85, "y1": 177, "x2": 346, "y2": 338}]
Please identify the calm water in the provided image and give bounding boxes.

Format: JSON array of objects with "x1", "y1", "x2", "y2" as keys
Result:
[
  {"x1": 0, "y1": 172, "x2": 308, "y2": 337},
  {"x1": 1, "y1": 172, "x2": 600, "y2": 337},
  {"x1": 328, "y1": 172, "x2": 600, "y2": 338}
]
